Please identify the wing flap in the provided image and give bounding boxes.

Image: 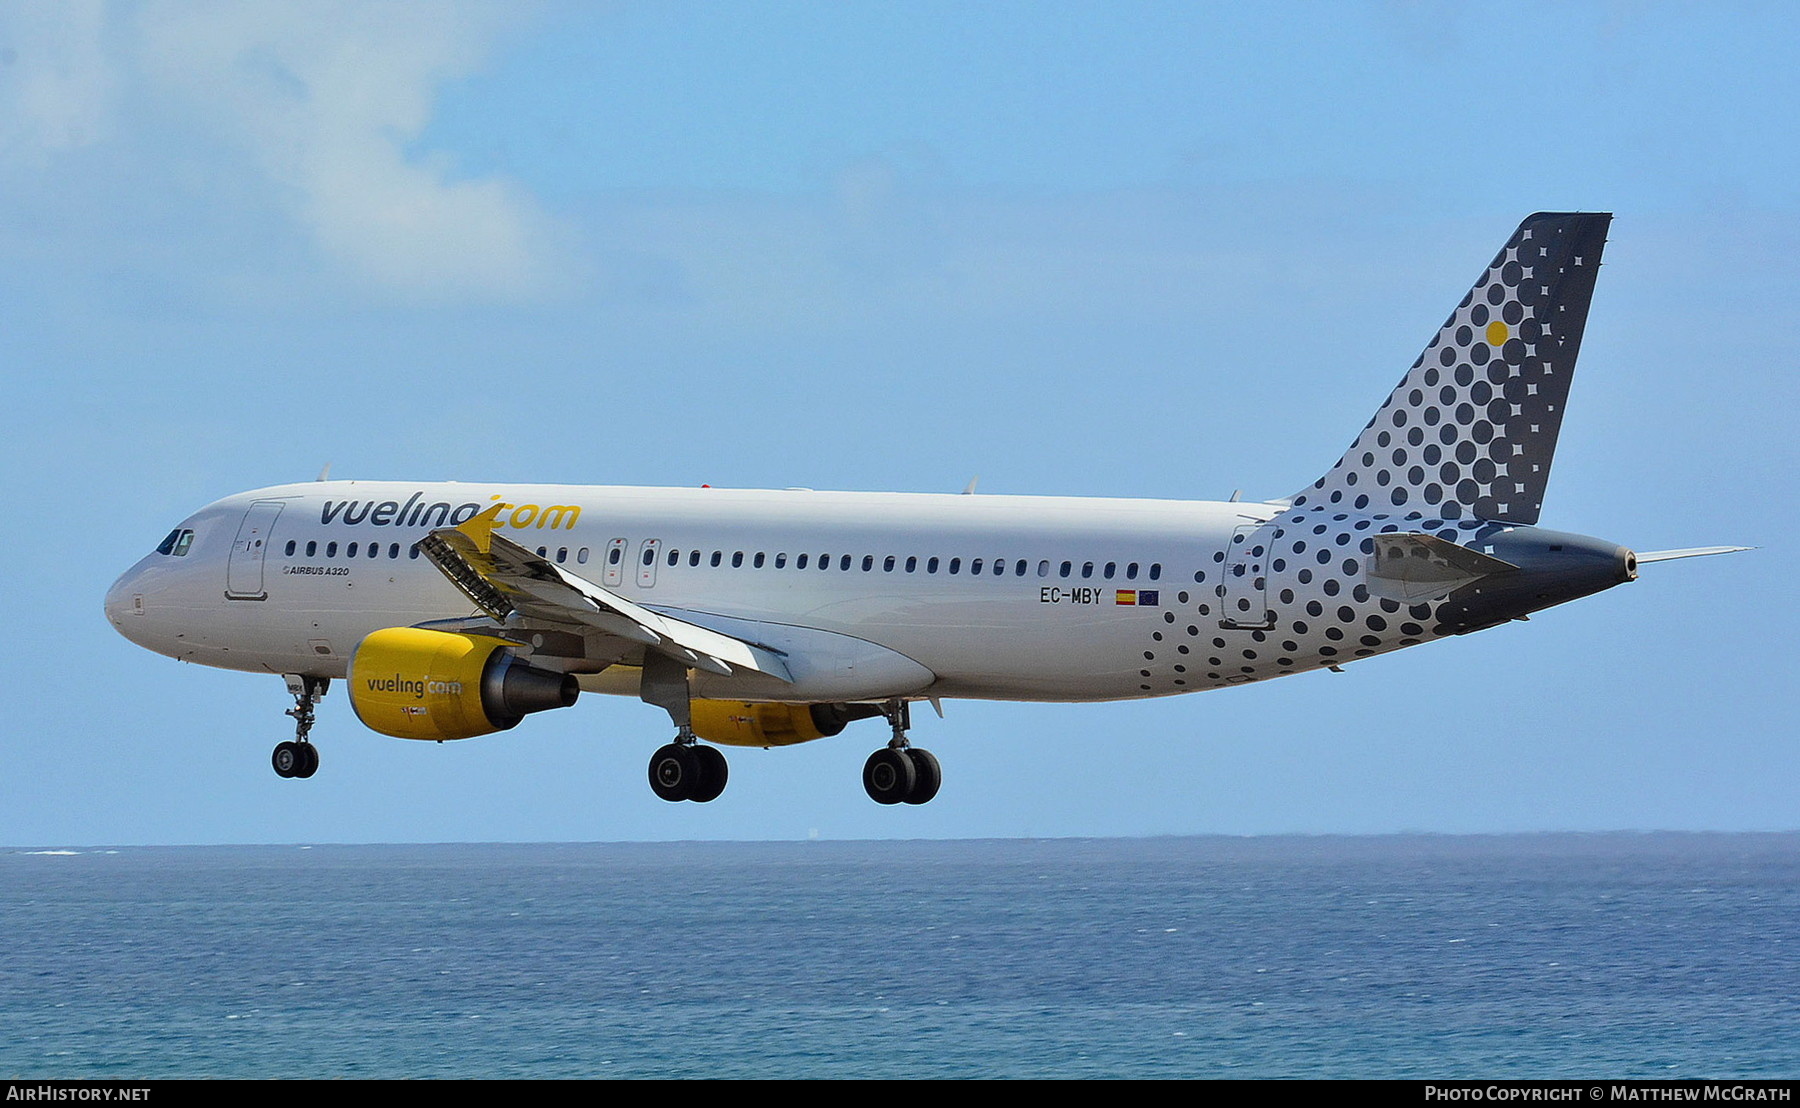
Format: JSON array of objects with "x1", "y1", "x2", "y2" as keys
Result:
[{"x1": 420, "y1": 508, "x2": 792, "y2": 682}]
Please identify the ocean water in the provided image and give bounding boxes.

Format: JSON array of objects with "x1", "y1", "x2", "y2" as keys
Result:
[{"x1": 2, "y1": 835, "x2": 1796, "y2": 1079}]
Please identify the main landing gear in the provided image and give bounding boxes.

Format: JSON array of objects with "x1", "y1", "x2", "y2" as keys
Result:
[
  {"x1": 639, "y1": 652, "x2": 727, "y2": 803},
  {"x1": 636, "y1": 643, "x2": 940, "y2": 805},
  {"x1": 648, "y1": 730, "x2": 728, "y2": 804},
  {"x1": 863, "y1": 700, "x2": 940, "y2": 805},
  {"x1": 273, "y1": 675, "x2": 325, "y2": 780}
]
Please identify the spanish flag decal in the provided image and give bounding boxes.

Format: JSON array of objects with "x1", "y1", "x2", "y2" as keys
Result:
[{"x1": 1114, "y1": 590, "x2": 1159, "y2": 606}]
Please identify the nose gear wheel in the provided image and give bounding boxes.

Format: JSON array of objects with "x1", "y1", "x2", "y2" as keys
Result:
[{"x1": 272, "y1": 675, "x2": 326, "y2": 779}]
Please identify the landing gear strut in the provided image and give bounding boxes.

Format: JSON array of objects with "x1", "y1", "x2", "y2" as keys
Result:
[
  {"x1": 273, "y1": 675, "x2": 325, "y2": 779},
  {"x1": 863, "y1": 699, "x2": 940, "y2": 805},
  {"x1": 640, "y1": 651, "x2": 727, "y2": 803}
]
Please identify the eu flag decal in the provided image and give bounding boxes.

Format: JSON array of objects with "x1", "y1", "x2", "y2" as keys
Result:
[{"x1": 1114, "y1": 590, "x2": 1159, "y2": 606}]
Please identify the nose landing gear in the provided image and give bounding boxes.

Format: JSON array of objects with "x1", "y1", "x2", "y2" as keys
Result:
[{"x1": 273, "y1": 675, "x2": 326, "y2": 779}]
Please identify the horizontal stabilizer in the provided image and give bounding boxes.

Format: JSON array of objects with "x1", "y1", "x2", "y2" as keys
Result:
[
  {"x1": 1636, "y1": 546, "x2": 1753, "y2": 563},
  {"x1": 1367, "y1": 532, "x2": 1518, "y2": 602}
]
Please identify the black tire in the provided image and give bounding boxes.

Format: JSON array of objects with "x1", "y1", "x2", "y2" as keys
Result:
[
  {"x1": 863, "y1": 747, "x2": 917, "y2": 805},
  {"x1": 903, "y1": 747, "x2": 940, "y2": 805},
  {"x1": 295, "y1": 743, "x2": 320, "y2": 779},
  {"x1": 649, "y1": 743, "x2": 699, "y2": 802},
  {"x1": 689, "y1": 745, "x2": 729, "y2": 803},
  {"x1": 272, "y1": 741, "x2": 301, "y2": 779}
]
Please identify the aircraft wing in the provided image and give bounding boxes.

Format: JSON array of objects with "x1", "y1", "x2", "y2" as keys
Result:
[{"x1": 417, "y1": 507, "x2": 792, "y2": 681}]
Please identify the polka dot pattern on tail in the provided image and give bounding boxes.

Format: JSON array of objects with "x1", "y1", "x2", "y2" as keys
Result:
[{"x1": 1291, "y1": 213, "x2": 1611, "y2": 527}]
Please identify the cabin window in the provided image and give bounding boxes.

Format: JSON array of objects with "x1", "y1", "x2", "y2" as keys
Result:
[
  {"x1": 578, "y1": 548, "x2": 590, "y2": 564},
  {"x1": 949, "y1": 558, "x2": 961, "y2": 575},
  {"x1": 389, "y1": 544, "x2": 400, "y2": 558},
  {"x1": 775, "y1": 553, "x2": 787, "y2": 569},
  {"x1": 558, "y1": 548, "x2": 570, "y2": 564},
  {"x1": 883, "y1": 556, "x2": 896, "y2": 572},
  {"x1": 1126, "y1": 562, "x2": 1139, "y2": 580},
  {"x1": 796, "y1": 554, "x2": 808, "y2": 569},
  {"x1": 968, "y1": 558, "x2": 980, "y2": 575},
  {"x1": 1037, "y1": 560, "x2": 1049, "y2": 577},
  {"x1": 753, "y1": 552, "x2": 766, "y2": 568},
  {"x1": 409, "y1": 544, "x2": 421, "y2": 559},
  {"x1": 608, "y1": 546, "x2": 623, "y2": 565},
  {"x1": 711, "y1": 551, "x2": 723, "y2": 567},
  {"x1": 732, "y1": 552, "x2": 744, "y2": 568},
  {"x1": 927, "y1": 556, "x2": 939, "y2": 574},
  {"x1": 346, "y1": 542, "x2": 359, "y2": 558},
  {"x1": 667, "y1": 549, "x2": 679, "y2": 566},
  {"x1": 285, "y1": 540, "x2": 296, "y2": 556},
  {"x1": 644, "y1": 547, "x2": 657, "y2": 566},
  {"x1": 326, "y1": 542, "x2": 338, "y2": 558},
  {"x1": 1149, "y1": 563, "x2": 1163, "y2": 580},
  {"x1": 1103, "y1": 562, "x2": 1116, "y2": 579},
  {"x1": 1059, "y1": 561, "x2": 1072, "y2": 578},
  {"x1": 306, "y1": 540, "x2": 318, "y2": 557},
  {"x1": 842, "y1": 555, "x2": 854, "y2": 571},
  {"x1": 1014, "y1": 560, "x2": 1026, "y2": 576},
  {"x1": 861, "y1": 556, "x2": 874, "y2": 571},
  {"x1": 1081, "y1": 561, "x2": 1094, "y2": 579},
  {"x1": 368, "y1": 543, "x2": 379, "y2": 559},
  {"x1": 689, "y1": 551, "x2": 701, "y2": 567},
  {"x1": 904, "y1": 556, "x2": 916, "y2": 573}
]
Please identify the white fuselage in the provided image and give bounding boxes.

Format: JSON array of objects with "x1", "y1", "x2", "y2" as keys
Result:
[
  {"x1": 108, "y1": 479, "x2": 1629, "y2": 712},
  {"x1": 106, "y1": 479, "x2": 1319, "y2": 703}
]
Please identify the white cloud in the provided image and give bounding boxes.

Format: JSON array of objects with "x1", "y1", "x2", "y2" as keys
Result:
[
  {"x1": 1, "y1": 0, "x2": 561, "y2": 302},
  {"x1": 0, "y1": 0, "x2": 116, "y2": 165}
]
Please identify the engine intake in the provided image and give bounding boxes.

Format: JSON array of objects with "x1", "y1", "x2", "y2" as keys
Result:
[{"x1": 348, "y1": 627, "x2": 578, "y2": 741}]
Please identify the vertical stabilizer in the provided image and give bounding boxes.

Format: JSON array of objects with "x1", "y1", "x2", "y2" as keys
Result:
[{"x1": 1292, "y1": 213, "x2": 1611, "y2": 524}]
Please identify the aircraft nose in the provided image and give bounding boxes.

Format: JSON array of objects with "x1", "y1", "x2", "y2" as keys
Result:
[{"x1": 104, "y1": 565, "x2": 142, "y2": 628}]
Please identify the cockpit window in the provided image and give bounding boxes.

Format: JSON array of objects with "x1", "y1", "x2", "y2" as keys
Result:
[{"x1": 155, "y1": 528, "x2": 195, "y2": 557}]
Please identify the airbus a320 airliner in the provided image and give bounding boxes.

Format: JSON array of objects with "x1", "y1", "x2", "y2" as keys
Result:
[{"x1": 106, "y1": 213, "x2": 1742, "y2": 807}]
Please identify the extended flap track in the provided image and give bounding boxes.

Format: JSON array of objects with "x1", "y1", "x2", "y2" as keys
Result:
[{"x1": 419, "y1": 532, "x2": 513, "y2": 620}]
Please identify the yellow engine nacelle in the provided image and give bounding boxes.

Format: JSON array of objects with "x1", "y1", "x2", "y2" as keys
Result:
[
  {"x1": 347, "y1": 627, "x2": 579, "y2": 741},
  {"x1": 690, "y1": 700, "x2": 851, "y2": 748}
]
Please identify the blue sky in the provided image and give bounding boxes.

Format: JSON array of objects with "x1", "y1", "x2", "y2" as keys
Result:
[{"x1": 3, "y1": 1, "x2": 1794, "y2": 845}]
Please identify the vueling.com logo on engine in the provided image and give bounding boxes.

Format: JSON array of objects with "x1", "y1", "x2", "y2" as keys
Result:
[{"x1": 365, "y1": 674, "x2": 465, "y2": 699}]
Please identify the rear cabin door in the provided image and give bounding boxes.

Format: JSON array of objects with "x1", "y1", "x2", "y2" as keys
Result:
[{"x1": 1219, "y1": 522, "x2": 1274, "y2": 630}]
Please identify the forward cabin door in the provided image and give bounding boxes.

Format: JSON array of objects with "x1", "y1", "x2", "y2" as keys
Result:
[{"x1": 225, "y1": 500, "x2": 285, "y2": 601}]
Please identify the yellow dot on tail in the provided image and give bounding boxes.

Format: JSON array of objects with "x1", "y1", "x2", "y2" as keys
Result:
[{"x1": 1486, "y1": 321, "x2": 1509, "y2": 346}]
